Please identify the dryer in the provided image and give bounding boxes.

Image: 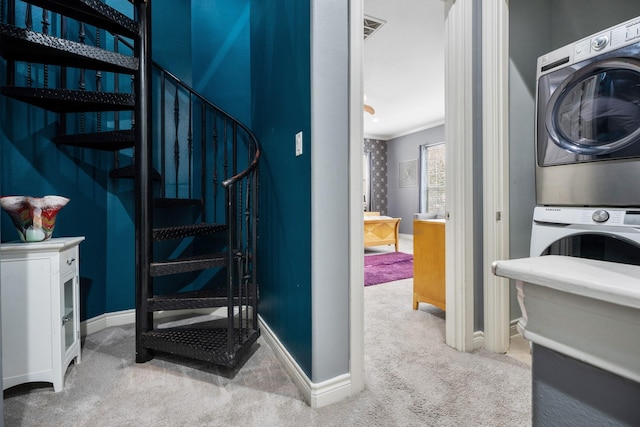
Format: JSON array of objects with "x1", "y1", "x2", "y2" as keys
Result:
[
  {"x1": 530, "y1": 206, "x2": 640, "y2": 265},
  {"x1": 536, "y1": 16, "x2": 640, "y2": 207}
]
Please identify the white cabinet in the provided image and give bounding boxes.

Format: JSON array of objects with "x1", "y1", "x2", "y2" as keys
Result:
[{"x1": 1, "y1": 236, "x2": 84, "y2": 392}]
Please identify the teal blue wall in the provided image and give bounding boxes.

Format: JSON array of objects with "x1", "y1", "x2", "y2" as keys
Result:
[
  {"x1": 250, "y1": 0, "x2": 313, "y2": 376},
  {"x1": 153, "y1": 0, "x2": 193, "y2": 86},
  {"x1": 0, "y1": 1, "x2": 194, "y2": 320},
  {"x1": 0, "y1": 79, "x2": 113, "y2": 320},
  {"x1": 192, "y1": 1, "x2": 251, "y2": 125},
  {"x1": 1, "y1": 3, "x2": 314, "y2": 381}
]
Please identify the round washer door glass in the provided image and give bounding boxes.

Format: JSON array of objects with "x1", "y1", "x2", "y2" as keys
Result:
[{"x1": 547, "y1": 58, "x2": 640, "y2": 155}]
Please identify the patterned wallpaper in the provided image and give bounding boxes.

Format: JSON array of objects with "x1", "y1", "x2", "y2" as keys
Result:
[{"x1": 364, "y1": 138, "x2": 387, "y2": 215}]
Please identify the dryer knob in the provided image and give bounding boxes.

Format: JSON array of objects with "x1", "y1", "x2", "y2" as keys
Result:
[
  {"x1": 592, "y1": 209, "x2": 610, "y2": 223},
  {"x1": 592, "y1": 35, "x2": 609, "y2": 51}
]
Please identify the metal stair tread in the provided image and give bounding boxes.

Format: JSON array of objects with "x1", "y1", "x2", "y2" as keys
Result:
[
  {"x1": 0, "y1": 24, "x2": 138, "y2": 74},
  {"x1": 140, "y1": 327, "x2": 260, "y2": 367},
  {"x1": 153, "y1": 198, "x2": 203, "y2": 208},
  {"x1": 153, "y1": 223, "x2": 227, "y2": 241},
  {"x1": 21, "y1": 0, "x2": 139, "y2": 39},
  {"x1": 0, "y1": 86, "x2": 135, "y2": 113},
  {"x1": 109, "y1": 164, "x2": 161, "y2": 180},
  {"x1": 54, "y1": 129, "x2": 135, "y2": 151},
  {"x1": 150, "y1": 252, "x2": 230, "y2": 277},
  {"x1": 147, "y1": 288, "x2": 245, "y2": 311}
]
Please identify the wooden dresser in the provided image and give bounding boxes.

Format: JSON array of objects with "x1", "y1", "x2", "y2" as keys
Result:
[{"x1": 413, "y1": 219, "x2": 445, "y2": 311}]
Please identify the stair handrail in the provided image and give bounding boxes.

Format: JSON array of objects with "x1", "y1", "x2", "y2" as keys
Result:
[{"x1": 114, "y1": 36, "x2": 260, "y2": 190}]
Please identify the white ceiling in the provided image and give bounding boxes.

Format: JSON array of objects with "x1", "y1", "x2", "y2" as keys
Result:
[{"x1": 363, "y1": 0, "x2": 445, "y2": 141}]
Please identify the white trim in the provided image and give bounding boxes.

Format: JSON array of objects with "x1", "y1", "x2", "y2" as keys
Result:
[
  {"x1": 510, "y1": 319, "x2": 520, "y2": 337},
  {"x1": 258, "y1": 315, "x2": 353, "y2": 408},
  {"x1": 482, "y1": 0, "x2": 510, "y2": 353},
  {"x1": 444, "y1": 0, "x2": 475, "y2": 352},
  {"x1": 81, "y1": 309, "x2": 135, "y2": 336},
  {"x1": 474, "y1": 330, "x2": 485, "y2": 348},
  {"x1": 80, "y1": 308, "x2": 223, "y2": 337},
  {"x1": 349, "y1": 0, "x2": 366, "y2": 396},
  {"x1": 81, "y1": 309, "x2": 355, "y2": 408},
  {"x1": 364, "y1": 119, "x2": 446, "y2": 141}
]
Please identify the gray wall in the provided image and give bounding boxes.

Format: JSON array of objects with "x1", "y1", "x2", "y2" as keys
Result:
[
  {"x1": 310, "y1": 0, "x2": 350, "y2": 382},
  {"x1": 508, "y1": 1, "x2": 640, "y2": 319},
  {"x1": 509, "y1": 2, "x2": 640, "y2": 423},
  {"x1": 508, "y1": 0, "x2": 551, "y2": 319},
  {"x1": 386, "y1": 125, "x2": 445, "y2": 234},
  {"x1": 532, "y1": 345, "x2": 640, "y2": 425}
]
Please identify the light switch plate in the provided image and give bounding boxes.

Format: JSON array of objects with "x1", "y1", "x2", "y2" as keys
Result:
[{"x1": 295, "y1": 131, "x2": 303, "y2": 156}]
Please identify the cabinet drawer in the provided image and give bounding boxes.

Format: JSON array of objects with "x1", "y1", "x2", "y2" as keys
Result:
[{"x1": 59, "y1": 248, "x2": 78, "y2": 276}]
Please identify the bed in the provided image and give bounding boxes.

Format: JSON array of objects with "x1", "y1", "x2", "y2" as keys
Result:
[{"x1": 364, "y1": 212, "x2": 401, "y2": 251}]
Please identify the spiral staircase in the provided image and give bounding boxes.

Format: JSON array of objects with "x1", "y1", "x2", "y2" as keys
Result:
[{"x1": 0, "y1": 0, "x2": 260, "y2": 368}]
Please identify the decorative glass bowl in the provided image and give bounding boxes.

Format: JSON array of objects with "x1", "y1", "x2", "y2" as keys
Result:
[{"x1": 0, "y1": 195, "x2": 69, "y2": 242}]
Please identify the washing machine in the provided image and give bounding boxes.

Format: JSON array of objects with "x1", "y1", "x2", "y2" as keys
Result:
[
  {"x1": 536, "y1": 16, "x2": 640, "y2": 207},
  {"x1": 530, "y1": 206, "x2": 640, "y2": 264}
]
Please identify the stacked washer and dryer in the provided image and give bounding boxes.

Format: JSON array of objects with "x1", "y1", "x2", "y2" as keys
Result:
[{"x1": 531, "y1": 15, "x2": 640, "y2": 264}]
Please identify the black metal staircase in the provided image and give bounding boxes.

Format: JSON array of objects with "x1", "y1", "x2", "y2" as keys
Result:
[{"x1": 0, "y1": 0, "x2": 260, "y2": 368}]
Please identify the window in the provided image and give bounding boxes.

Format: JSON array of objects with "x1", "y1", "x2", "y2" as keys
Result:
[
  {"x1": 419, "y1": 143, "x2": 445, "y2": 214},
  {"x1": 363, "y1": 152, "x2": 372, "y2": 211}
]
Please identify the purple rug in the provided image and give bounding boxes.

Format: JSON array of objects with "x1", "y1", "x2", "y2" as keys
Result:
[{"x1": 364, "y1": 252, "x2": 413, "y2": 286}]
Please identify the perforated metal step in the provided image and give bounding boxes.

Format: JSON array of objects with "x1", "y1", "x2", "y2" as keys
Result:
[
  {"x1": 0, "y1": 86, "x2": 135, "y2": 113},
  {"x1": 55, "y1": 129, "x2": 135, "y2": 151},
  {"x1": 147, "y1": 288, "x2": 252, "y2": 311},
  {"x1": 150, "y1": 252, "x2": 229, "y2": 277},
  {"x1": 140, "y1": 326, "x2": 260, "y2": 367},
  {"x1": 21, "y1": 0, "x2": 139, "y2": 39},
  {"x1": 153, "y1": 223, "x2": 227, "y2": 241},
  {"x1": 0, "y1": 24, "x2": 137, "y2": 74}
]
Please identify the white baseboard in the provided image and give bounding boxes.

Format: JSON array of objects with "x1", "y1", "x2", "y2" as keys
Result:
[
  {"x1": 473, "y1": 330, "x2": 484, "y2": 349},
  {"x1": 82, "y1": 310, "x2": 354, "y2": 408},
  {"x1": 80, "y1": 308, "x2": 224, "y2": 337},
  {"x1": 258, "y1": 315, "x2": 353, "y2": 408},
  {"x1": 81, "y1": 309, "x2": 135, "y2": 336},
  {"x1": 510, "y1": 319, "x2": 520, "y2": 337},
  {"x1": 471, "y1": 321, "x2": 520, "y2": 350}
]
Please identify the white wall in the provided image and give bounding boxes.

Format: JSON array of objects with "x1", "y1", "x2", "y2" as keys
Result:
[{"x1": 386, "y1": 125, "x2": 445, "y2": 234}]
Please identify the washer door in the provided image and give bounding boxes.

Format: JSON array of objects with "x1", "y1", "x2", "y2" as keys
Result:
[
  {"x1": 542, "y1": 233, "x2": 640, "y2": 266},
  {"x1": 546, "y1": 58, "x2": 640, "y2": 156}
]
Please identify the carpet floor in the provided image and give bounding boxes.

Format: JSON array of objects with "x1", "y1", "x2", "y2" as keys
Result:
[
  {"x1": 364, "y1": 252, "x2": 413, "y2": 286},
  {"x1": 3, "y1": 281, "x2": 532, "y2": 426}
]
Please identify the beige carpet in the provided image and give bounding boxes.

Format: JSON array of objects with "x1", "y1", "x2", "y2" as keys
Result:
[{"x1": 4, "y1": 277, "x2": 531, "y2": 426}]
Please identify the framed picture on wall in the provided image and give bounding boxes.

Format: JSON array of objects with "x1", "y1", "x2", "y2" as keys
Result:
[{"x1": 399, "y1": 159, "x2": 418, "y2": 188}]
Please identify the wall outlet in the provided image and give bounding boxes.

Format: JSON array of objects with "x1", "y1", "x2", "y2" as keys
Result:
[{"x1": 295, "y1": 131, "x2": 303, "y2": 156}]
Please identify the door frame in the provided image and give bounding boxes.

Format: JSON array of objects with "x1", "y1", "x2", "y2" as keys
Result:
[{"x1": 348, "y1": 0, "x2": 511, "y2": 392}]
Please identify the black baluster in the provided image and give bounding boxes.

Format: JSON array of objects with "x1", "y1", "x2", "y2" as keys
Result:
[
  {"x1": 41, "y1": 9, "x2": 49, "y2": 87},
  {"x1": 113, "y1": 36, "x2": 120, "y2": 170},
  {"x1": 6, "y1": 0, "x2": 15, "y2": 86},
  {"x1": 201, "y1": 106, "x2": 206, "y2": 220},
  {"x1": 25, "y1": 5, "x2": 32, "y2": 87},
  {"x1": 174, "y1": 85, "x2": 180, "y2": 197},
  {"x1": 212, "y1": 114, "x2": 219, "y2": 222},
  {"x1": 188, "y1": 93, "x2": 193, "y2": 198},
  {"x1": 79, "y1": 23, "x2": 86, "y2": 132},
  {"x1": 96, "y1": 28, "x2": 102, "y2": 131},
  {"x1": 160, "y1": 71, "x2": 166, "y2": 198},
  {"x1": 223, "y1": 117, "x2": 228, "y2": 182}
]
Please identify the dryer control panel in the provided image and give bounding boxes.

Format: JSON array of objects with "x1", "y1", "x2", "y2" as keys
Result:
[{"x1": 533, "y1": 206, "x2": 640, "y2": 227}]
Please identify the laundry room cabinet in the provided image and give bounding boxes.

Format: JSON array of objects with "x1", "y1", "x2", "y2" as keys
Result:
[{"x1": 0, "y1": 236, "x2": 84, "y2": 392}]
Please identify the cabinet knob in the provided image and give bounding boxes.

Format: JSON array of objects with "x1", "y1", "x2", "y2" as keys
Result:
[
  {"x1": 66, "y1": 258, "x2": 76, "y2": 265},
  {"x1": 62, "y1": 316, "x2": 70, "y2": 326}
]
